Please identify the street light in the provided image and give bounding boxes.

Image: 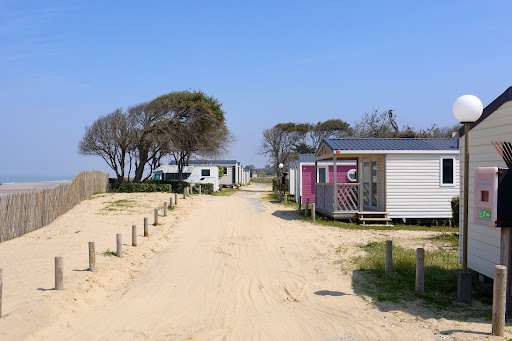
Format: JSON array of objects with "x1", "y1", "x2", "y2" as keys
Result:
[
  {"x1": 453, "y1": 94, "x2": 483, "y2": 303},
  {"x1": 279, "y1": 163, "x2": 284, "y2": 200}
]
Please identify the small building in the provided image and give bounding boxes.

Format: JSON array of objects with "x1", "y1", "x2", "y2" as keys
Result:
[
  {"x1": 169, "y1": 160, "x2": 242, "y2": 187},
  {"x1": 151, "y1": 165, "x2": 220, "y2": 191},
  {"x1": 314, "y1": 138, "x2": 460, "y2": 223},
  {"x1": 459, "y1": 86, "x2": 512, "y2": 279},
  {"x1": 289, "y1": 154, "x2": 356, "y2": 204}
]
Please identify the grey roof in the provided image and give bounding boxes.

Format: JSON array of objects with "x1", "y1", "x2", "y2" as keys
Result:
[
  {"x1": 459, "y1": 86, "x2": 512, "y2": 137},
  {"x1": 169, "y1": 160, "x2": 238, "y2": 165},
  {"x1": 298, "y1": 154, "x2": 315, "y2": 162},
  {"x1": 323, "y1": 138, "x2": 459, "y2": 151}
]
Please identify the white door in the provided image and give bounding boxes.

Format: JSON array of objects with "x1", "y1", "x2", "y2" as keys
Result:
[{"x1": 363, "y1": 160, "x2": 378, "y2": 208}]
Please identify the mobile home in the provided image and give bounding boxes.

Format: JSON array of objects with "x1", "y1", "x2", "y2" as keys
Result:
[
  {"x1": 459, "y1": 86, "x2": 512, "y2": 279},
  {"x1": 314, "y1": 138, "x2": 460, "y2": 223},
  {"x1": 152, "y1": 165, "x2": 220, "y2": 191},
  {"x1": 169, "y1": 160, "x2": 242, "y2": 187}
]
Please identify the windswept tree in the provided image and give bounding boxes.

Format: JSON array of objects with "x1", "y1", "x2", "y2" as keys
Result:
[
  {"x1": 155, "y1": 90, "x2": 232, "y2": 181},
  {"x1": 78, "y1": 109, "x2": 135, "y2": 185},
  {"x1": 307, "y1": 119, "x2": 353, "y2": 148}
]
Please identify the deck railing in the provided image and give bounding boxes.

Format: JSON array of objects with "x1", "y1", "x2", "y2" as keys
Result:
[{"x1": 315, "y1": 183, "x2": 360, "y2": 213}]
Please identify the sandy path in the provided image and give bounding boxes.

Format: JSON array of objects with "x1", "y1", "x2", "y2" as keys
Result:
[{"x1": 0, "y1": 184, "x2": 504, "y2": 340}]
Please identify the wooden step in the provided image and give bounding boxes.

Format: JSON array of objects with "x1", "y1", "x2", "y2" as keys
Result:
[
  {"x1": 361, "y1": 224, "x2": 395, "y2": 227},
  {"x1": 359, "y1": 217, "x2": 392, "y2": 222}
]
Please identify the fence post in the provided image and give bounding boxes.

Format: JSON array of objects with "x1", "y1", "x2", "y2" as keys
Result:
[
  {"x1": 305, "y1": 198, "x2": 309, "y2": 217},
  {"x1": 493, "y1": 265, "x2": 507, "y2": 336},
  {"x1": 132, "y1": 225, "x2": 137, "y2": 247},
  {"x1": 55, "y1": 256, "x2": 64, "y2": 290},
  {"x1": 0, "y1": 267, "x2": 3, "y2": 318},
  {"x1": 116, "y1": 234, "x2": 122, "y2": 257},
  {"x1": 199, "y1": 185, "x2": 202, "y2": 195},
  {"x1": 183, "y1": 188, "x2": 187, "y2": 199},
  {"x1": 385, "y1": 240, "x2": 392, "y2": 275},
  {"x1": 169, "y1": 196, "x2": 174, "y2": 208},
  {"x1": 144, "y1": 217, "x2": 148, "y2": 237},
  {"x1": 175, "y1": 193, "x2": 178, "y2": 205},
  {"x1": 311, "y1": 203, "x2": 316, "y2": 221},
  {"x1": 416, "y1": 248, "x2": 424, "y2": 293},
  {"x1": 284, "y1": 194, "x2": 287, "y2": 202},
  {"x1": 164, "y1": 202, "x2": 168, "y2": 217},
  {"x1": 89, "y1": 242, "x2": 96, "y2": 272},
  {"x1": 298, "y1": 196, "x2": 302, "y2": 211},
  {"x1": 154, "y1": 208, "x2": 158, "y2": 226}
]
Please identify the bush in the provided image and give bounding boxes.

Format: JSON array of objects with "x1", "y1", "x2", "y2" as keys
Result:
[
  {"x1": 451, "y1": 196, "x2": 459, "y2": 226},
  {"x1": 272, "y1": 176, "x2": 289, "y2": 192},
  {"x1": 108, "y1": 178, "x2": 119, "y2": 190},
  {"x1": 116, "y1": 182, "x2": 173, "y2": 193},
  {"x1": 144, "y1": 179, "x2": 190, "y2": 193},
  {"x1": 195, "y1": 183, "x2": 214, "y2": 194}
]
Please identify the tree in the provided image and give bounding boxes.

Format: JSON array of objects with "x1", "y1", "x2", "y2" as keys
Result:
[
  {"x1": 78, "y1": 109, "x2": 135, "y2": 185},
  {"x1": 308, "y1": 119, "x2": 352, "y2": 147},
  {"x1": 156, "y1": 90, "x2": 232, "y2": 181},
  {"x1": 259, "y1": 122, "x2": 308, "y2": 174}
]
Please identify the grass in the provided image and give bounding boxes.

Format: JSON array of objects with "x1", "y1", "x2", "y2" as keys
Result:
[
  {"x1": 101, "y1": 249, "x2": 118, "y2": 257},
  {"x1": 265, "y1": 191, "x2": 457, "y2": 232},
  {"x1": 352, "y1": 241, "x2": 493, "y2": 319},
  {"x1": 211, "y1": 187, "x2": 240, "y2": 196},
  {"x1": 102, "y1": 199, "x2": 135, "y2": 211},
  {"x1": 251, "y1": 178, "x2": 273, "y2": 184}
]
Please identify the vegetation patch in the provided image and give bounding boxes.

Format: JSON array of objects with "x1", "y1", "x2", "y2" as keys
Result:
[
  {"x1": 102, "y1": 249, "x2": 118, "y2": 257},
  {"x1": 102, "y1": 199, "x2": 136, "y2": 211},
  {"x1": 211, "y1": 187, "x2": 239, "y2": 196},
  {"x1": 352, "y1": 241, "x2": 492, "y2": 319}
]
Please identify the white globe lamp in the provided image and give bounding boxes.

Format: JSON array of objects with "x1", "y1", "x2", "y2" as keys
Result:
[
  {"x1": 279, "y1": 163, "x2": 284, "y2": 169},
  {"x1": 453, "y1": 95, "x2": 483, "y2": 123}
]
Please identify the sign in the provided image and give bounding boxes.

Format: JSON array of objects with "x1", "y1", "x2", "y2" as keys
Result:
[
  {"x1": 478, "y1": 209, "x2": 491, "y2": 220},
  {"x1": 334, "y1": 150, "x2": 342, "y2": 154}
]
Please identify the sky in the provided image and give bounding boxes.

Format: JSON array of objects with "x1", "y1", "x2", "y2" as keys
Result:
[{"x1": 0, "y1": 0, "x2": 511, "y2": 181}]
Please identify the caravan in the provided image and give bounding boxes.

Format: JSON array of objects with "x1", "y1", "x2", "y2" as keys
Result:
[{"x1": 152, "y1": 165, "x2": 220, "y2": 191}]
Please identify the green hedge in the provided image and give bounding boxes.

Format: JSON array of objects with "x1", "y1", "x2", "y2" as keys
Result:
[
  {"x1": 144, "y1": 179, "x2": 190, "y2": 193},
  {"x1": 451, "y1": 196, "x2": 459, "y2": 226},
  {"x1": 193, "y1": 183, "x2": 214, "y2": 194},
  {"x1": 116, "y1": 183, "x2": 173, "y2": 193},
  {"x1": 272, "y1": 177, "x2": 289, "y2": 192}
]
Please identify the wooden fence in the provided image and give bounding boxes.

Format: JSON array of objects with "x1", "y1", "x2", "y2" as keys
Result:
[{"x1": 0, "y1": 171, "x2": 109, "y2": 242}]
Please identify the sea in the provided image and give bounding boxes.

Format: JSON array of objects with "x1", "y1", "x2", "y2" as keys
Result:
[{"x1": 0, "y1": 175, "x2": 74, "y2": 184}]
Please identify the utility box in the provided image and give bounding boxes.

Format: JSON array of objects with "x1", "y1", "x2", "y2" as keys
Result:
[{"x1": 474, "y1": 167, "x2": 512, "y2": 227}]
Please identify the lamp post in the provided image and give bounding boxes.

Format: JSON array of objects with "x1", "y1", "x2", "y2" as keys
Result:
[
  {"x1": 279, "y1": 163, "x2": 284, "y2": 200},
  {"x1": 453, "y1": 94, "x2": 483, "y2": 303}
]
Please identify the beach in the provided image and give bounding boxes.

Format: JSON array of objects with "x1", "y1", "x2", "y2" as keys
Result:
[
  {"x1": 0, "y1": 181, "x2": 71, "y2": 195},
  {"x1": 0, "y1": 184, "x2": 505, "y2": 340}
]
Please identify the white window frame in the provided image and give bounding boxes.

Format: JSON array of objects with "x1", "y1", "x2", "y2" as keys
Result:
[
  {"x1": 439, "y1": 156, "x2": 456, "y2": 187},
  {"x1": 317, "y1": 166, "x2": 328, "y2": 183}
]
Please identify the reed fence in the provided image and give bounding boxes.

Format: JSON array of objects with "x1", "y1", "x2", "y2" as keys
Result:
[{"x1": 0, "y1": 170, "x2": 109, "y2": 242}]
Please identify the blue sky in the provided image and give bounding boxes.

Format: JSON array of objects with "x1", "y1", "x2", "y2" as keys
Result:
[{"x1": 0, "y1": 0, "x2": 511, "y2": 180}]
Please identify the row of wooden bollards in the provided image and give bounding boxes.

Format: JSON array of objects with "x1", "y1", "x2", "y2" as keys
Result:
[
  {"x1": 300, "y1": 197, "x2": 315, "y2": 221},
  {"x1": 0, "y1": 195, "x2": 187, "y2": 319}
]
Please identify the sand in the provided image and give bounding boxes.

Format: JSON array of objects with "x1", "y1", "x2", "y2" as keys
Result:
[
  {"x1": 0, "y1": 181, "x2": 71, "y2": 195},
  {"x1": 0, "y1": 184, "x2": 506, "y2": 340}
]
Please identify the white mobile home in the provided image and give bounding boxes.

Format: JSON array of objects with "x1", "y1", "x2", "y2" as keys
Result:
[
  {"x1": 152, "y1": 165, "x2": 219, "y2": 191},
  {"x1": 314, "y1": 138, "x2": 460, "y2": 223},
  {"x1": 169, "y1": 160, "x2": 242, "y2": 187},
  {"x1": 459, "y1": 86, "x2": 512, "y2": 279}
]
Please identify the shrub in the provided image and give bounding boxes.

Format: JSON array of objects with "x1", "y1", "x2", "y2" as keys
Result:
[
  {"x1": 272, "y1": 176, "x2": 289, "y2": 192},
  {"x1": 451, "y1": 196, "x2": 459, "y2": 226},
  {"x1": 144, "y1": 179, "x2": 190, "y2": 193},
  {"x1": 195, "y1": 183, "x2": 214, "y2": 194},
  {"x1": 108, "y1": 178, "x2": 119, "y2": 190},
  {"x1": 115, "y1": 182, "x2": 173, "y2": 193}
]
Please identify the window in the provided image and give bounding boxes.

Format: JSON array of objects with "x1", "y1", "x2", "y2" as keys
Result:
[
  {"x1": 223, "y1": 167, "x2": 228, "y2": 175},
  {"x1": 318, "y1": 167, "x2": 327, "y2": 183},
  {"x1": 153, "y1": 173, "x2": 161, "y2": 180},
  {"x1": 440, "y1": 157, "x2": 455, "y2": 186},
  {"x1": 201, "y1": 169, "x2": 210, "y2": 176},
  {"x1": 347, "y1": 169, "x2": 357, "y2": 182}
]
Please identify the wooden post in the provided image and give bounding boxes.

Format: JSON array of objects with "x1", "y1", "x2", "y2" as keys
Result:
[
  {"x1": 175, "y1": 193, "x2": 178, "y2": 205},
  {"x1": 55, "y1": 256, "x2": 64, "y2": 290},
  {"x1": 385, "y1": 240, "x2": 392, "y2": 275},
  {"x1": 284, "y1": 194, "x2": 287, "y2": 202},
  {"x1": 199, "y1": 185, "x2": 202, "y2": 195},
  {"x1": 132, "y1": 225, "x2": 137, "y2": 247},
  {"x1": 144, "y1": 217, "x2": 148, "y2": 237},
  {"x1": 116, "y1": 234, "x2": 122, "y2": 257},
  {"x1": 305, "y1": 198, "x2": 309, "y2": 217},
  {"x1": 0, "y1": 268, "x2": 3, "y2": 318},
  {"x1": 311, "y1": 203, "x2": 316, "y2": 221},
  {"x1": 298, "y1": 196, "x2": 302, "y2": 211},
  {"x1": 154, "y1": 208, "x2": 158, "y2": 226},
  {"x1": 416, "y1": 248, "x2": 424, "y2": 293},
  {"x1": 333, "y1": 156, "x2": 337, "y2": 212},
  {"x1": 169, "y1": 196, "x2": 174, "y2": 208},
  {"x1": 183, "y1": 188, "x2": 187, "y2": 199},
  {"x1": 493, "y1": 265, "x2": 507, "y2": 336},
  {"x1": 88, "y1": 242, "x2": 96, "y2": 272},
  {"x1": 164, "y1": 202, "x2": 168, "y2": 216}
]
